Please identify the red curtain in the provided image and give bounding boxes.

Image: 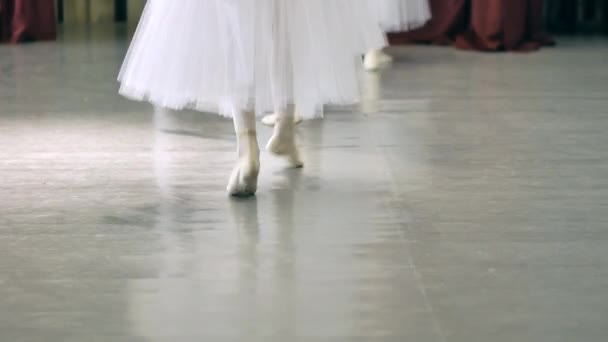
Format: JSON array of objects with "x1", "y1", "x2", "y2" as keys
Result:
[
  {"x1": 0, "y1": 0, "x2": 56, "y2": 43},
  {"x1": 388, "y1": 0, "x2": 554, "y2": 52}
]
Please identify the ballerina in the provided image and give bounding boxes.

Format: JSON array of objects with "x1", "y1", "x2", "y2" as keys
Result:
[{"x1": 118, "y1": 0, "x2": 386, "y2": 196}]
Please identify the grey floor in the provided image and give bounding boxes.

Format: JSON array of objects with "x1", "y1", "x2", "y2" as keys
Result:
[{"x1": 1, "y1": 26, "x2": 608, "y2": 342}]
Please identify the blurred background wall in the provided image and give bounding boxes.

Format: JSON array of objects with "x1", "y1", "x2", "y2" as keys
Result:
[
  {"x1": 3, "y1": 0, "x2": 606, "y2": 45},
  {"x1": 56, "y1": 0, "x2": 608, "y2": 33},
  {"x1": 53, "y1": 0, "x2": 607, "y2": 34},
  {"x1": 57, "y1": 0, "x2": 145, "y2": 26},
  {"x1": 546, "y1": 0, "x2": 608, "y2": 33}
]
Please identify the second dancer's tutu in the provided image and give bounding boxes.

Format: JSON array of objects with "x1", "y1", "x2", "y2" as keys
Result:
[
  {"x1": 364, "y1": 0, "x2": 431, "y2": 71},
  {"x1": 262, "y1": 0, "x2": 431, "y2": 126},
  {"x1": 369, "y1": 0, "x2": 431, "y2": 33}
]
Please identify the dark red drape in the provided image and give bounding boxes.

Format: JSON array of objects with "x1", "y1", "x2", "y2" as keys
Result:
[
  {"x1": 0, "y1": 0, "x2": 56, "y2": 44},
  {"x1": 389, "y1": 0, "x2": 554, "y2": 52}
]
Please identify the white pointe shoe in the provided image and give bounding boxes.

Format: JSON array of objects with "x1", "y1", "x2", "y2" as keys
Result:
[
  {"x1": 363, "y1": 50, "x2": 393, "y2": 72},
  {"x1": 261, "y1": 113, "x2": 303, "y2": 126},
  {"x1": 227, "y1": 133, "x2": 260, "y2": 197},
  {"x1": 266, "y1": 118, "x2": 304, "y2": 168}
]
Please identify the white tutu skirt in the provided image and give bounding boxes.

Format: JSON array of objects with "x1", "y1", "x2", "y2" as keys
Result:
[
  {"x1": 369, "y1": 0, "x2": 431, "y2": 32},
  {"x1": 118, "y1": 0, "x2": 386, "y2": 119}
]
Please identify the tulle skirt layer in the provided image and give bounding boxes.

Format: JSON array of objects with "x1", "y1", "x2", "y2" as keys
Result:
[
  {"x1": 118, "y1": 0, "x2": 386, "y2": 119},
  {"x1": 369, "y1": 0, "x2": 431, "y2": 32}
]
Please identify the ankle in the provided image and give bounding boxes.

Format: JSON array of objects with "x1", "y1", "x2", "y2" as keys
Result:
[{"x1": 237, "y1": 130, "x2": 259, "y2": 157}]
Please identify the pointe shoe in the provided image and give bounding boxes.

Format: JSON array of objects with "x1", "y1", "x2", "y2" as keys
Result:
[
  {"x1": 363, "y1": 52, "x2": 380, "y2": 71},
  {"x1": 227, "y1": 156, "x2": 260, "y2": 197},
  {"x1": 364, "y1": 50, "x2": 392, "y2": 71},
  {"x1": 266, "y1": 118, "x2": 304, "y2": 168},
  {"x1": 261, "y1": 113, "x2": 303, "y2": 126},
  {"x1": 227, "y1": 134, "x2": 260, "y2": 197}
]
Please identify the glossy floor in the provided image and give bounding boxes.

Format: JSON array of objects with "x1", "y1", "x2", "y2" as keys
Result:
[{"x1": 1, "y1": 28, "x2": 608, "y2": 341}]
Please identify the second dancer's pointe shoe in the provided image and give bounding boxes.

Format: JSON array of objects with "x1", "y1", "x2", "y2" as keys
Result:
[{"x1": 364, "y1": 49, "x2": 393, "y2": 71}]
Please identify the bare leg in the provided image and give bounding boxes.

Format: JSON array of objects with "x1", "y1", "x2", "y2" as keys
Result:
[
  {"x1": 264, "y1": 2, "x2": 302, "y2": 167},
  {"x1": 227, "y1": 109, "x2": 260, "y2": 196}
]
